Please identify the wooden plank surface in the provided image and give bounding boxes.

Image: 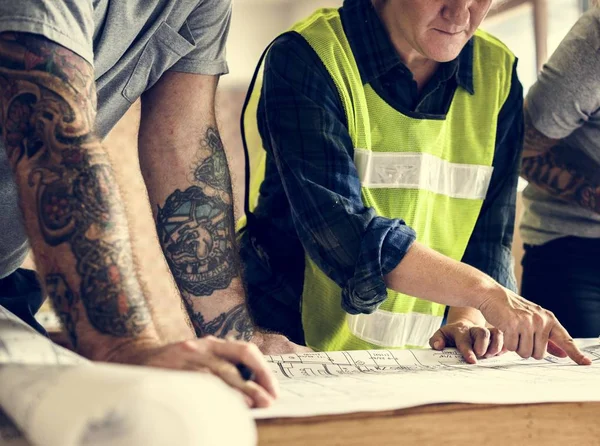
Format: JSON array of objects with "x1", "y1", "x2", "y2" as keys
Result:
[{"x1": 257, "y1": 402, "x2": 600, "y2": 445}]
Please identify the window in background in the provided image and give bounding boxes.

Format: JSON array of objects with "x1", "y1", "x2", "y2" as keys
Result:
[{"x1": 482, "y1": 0, "x2": 582, "y2": 93}]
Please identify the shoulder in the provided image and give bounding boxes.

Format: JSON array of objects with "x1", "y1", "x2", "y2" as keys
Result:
[
  {"x1": 195, "y1": 0, "x2": 232, "y2": 13},
  {"x1": 570, "y1": 8, "x2": 600, "y2": 51},
  {"x1": 259, "y1": 32, "x2": 346, "y2": 124},
  {"x1": 472, "y1": 29, "x2": 516, "y2": 65},
  {"x1": 264, "y1": 32, "x2": 338, "y2": 99},
  {"x1": 266, "y1": 32, "x2": 327, "y2": 77},
  {"x1": 534, "y1": 9, "x2": 600, "y2": 94},
  {"x1": 188, "y1": 0, "x2": 232, "y2": 26}
]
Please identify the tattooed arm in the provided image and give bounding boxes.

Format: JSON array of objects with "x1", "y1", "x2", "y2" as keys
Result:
[
  {"x1": 0, "y1": 33, "x2": 163, "y2": 360},
  {"x1": 139, "y1": 72, "x2": 308, "y2": 353},
  {"x1": 0, "y1": 35, "x2": 284, "y2": 394},
  {"x1": 521, "y1": 102, "x2": 600, "y2": 213}
]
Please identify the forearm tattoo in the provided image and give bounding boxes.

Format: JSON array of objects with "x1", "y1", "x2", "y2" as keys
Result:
[
  {"x1": 522, "y1": 147, "x2": 600, "y2": 213},
  {"x1": 0, "y1": 34, "x2": 150, "y2": 338},
  {"x1": 156, "y1": 127, "x2": 253, "y2": 339},
  {"x1": 46, "y1": 274, "x2": 80, "y2": 348},
  {"x1": 190, "y1": 303, "x2": 253, "y2": 341},
  {"x1": 522, "y1": 110, "x2": 600, "y2": 213},
  {"x1": 522, "y1": 110, "x2": 557, "y2": 157}
]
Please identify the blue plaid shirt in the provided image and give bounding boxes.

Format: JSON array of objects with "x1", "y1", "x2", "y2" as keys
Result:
[{"x1": 240, "y1": 0, "x2": 523, "y2": 340}]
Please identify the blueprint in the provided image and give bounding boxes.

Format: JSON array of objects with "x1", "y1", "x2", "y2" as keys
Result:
[
  {"x1": 0, "y1": 306, "x2": 256, "y2": 446},
  {"x1": 254, "y1": 341, "x2": 600, "y2": 419}
]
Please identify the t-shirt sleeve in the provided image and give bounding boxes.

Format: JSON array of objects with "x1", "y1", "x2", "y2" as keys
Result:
[
  {"x1": 527, "y1": 10, "x2": 600, "y2": 139},
  {"x1": 0, "y1": 1, "x2": 94, "y2": 65},
  {"x1": 170, "y1": 0, "x2": 232, "y2": 76}
]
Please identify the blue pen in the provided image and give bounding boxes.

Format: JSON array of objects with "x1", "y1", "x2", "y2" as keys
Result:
[{"x1": 236, "y1": 363, "x2": 255, "y2": 381}]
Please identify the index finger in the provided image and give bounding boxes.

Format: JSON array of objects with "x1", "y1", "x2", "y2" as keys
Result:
[
  {"x1": 549, "y1": 324, "x2": 592, "y2": 366},
  {"x1": 210, "y1": 339, "x2": 280, "y2": 398},
  {"x1": 453, "y1": 329, "x2": 477, "y2": 364}
]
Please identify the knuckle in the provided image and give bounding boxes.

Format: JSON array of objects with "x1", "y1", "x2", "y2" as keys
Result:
[
  {"x1": 447, "y1": 322, "x2": 468, "y2": 333},
  {"x1": 185, "y1": 340, "x2": 207, "y2": 354},
  {"x1": 240, "y1": 342, "x2": 260, "y2": 359},
  {"x1": 474, "y1": 327, "x2": 490, "y2": 338},
  {"x1": 532, "y1": 312, "x2": 545, "y2": 326},
  {"x1": 455, "y1": 322, "x2": 469, "y2": 331}
]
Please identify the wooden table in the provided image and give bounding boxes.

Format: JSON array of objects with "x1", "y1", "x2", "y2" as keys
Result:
[{"x1": 257, "y1": 402, "x2": 600, "y2": 445}]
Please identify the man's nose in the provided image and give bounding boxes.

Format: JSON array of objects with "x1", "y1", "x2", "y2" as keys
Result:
[{"x1": 441, "y1": 0, "x2": 471, "y2": 28}]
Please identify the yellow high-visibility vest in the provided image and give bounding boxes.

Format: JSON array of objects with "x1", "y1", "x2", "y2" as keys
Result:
[{"x1": 240, "y1": 8, "x2": 515, "y2": 351}]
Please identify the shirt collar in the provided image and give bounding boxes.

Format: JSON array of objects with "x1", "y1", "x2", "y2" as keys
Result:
[{"x1": 340, "y1": 0, "x2": 475, "y2": 95}]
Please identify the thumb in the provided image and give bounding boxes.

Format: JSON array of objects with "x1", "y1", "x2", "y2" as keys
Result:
[{"x1": 429, "y1": 329, "x2": 447, "y2": 350}]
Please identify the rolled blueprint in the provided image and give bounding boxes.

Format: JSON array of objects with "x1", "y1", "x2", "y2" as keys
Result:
[{"x1": 0, "y1": 306, "x2": 257, "y2": 446}]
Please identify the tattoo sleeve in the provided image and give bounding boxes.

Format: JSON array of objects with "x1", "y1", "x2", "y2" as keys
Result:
[
  {"x1": 0, "y1": 33, "x2": 157, "y2": 355},
  {"x1": 522, "y1": 105, "x2": 559, "y2": 158},
  {"x1": 152, "y1": 122, "x2": 253, "y2": 341},
  {"x1": 521, "y1": 105, "x2": 600, "y2": 213}
]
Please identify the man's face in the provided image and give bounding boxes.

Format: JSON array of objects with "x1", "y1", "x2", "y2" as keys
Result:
[{"x1": 384, "y1": 0, "x2": 493, "y2": 62}]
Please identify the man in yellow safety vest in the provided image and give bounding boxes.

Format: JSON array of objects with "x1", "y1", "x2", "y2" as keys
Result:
[{"x1": 238, "y1": 0, "x2": 590, "y2": 365}]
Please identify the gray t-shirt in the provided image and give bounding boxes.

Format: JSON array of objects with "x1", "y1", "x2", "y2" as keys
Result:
[
  {"x1": 520, "y1": 8, "x2": 600, "y2": 246},
  {"x1": 0, "y1": 0, "x2": 232, "y2": 278}
]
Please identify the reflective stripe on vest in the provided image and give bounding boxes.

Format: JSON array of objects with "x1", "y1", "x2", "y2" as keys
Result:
[
  {"x1": 347, "y1": 310, "x2": 444, "y2": 348},
  {"x1": 354, "y1": 149, "x2": 494, "y2": 199}
]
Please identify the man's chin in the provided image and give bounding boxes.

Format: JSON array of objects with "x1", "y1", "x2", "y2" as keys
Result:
[
  {"x1": 419, "y1": 35, "x2": 468, "y2": 63},
  {"x1": 424, "y1": 47, "x2": 464, "y2": 63}
]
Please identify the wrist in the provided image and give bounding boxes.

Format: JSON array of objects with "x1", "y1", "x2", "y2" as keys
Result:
[
  {"x1": 446, "y1": 307, "x2": 485, "y2": 327},
  {"x1": 463, "y1": 275, "x2": 501, "y2": 310},
  {"x1": 82, "y1": 337, "x2": 164, "y2": 365},
  {"x1": 249, "y1": 329, "x2": 265, "y2": 347}
]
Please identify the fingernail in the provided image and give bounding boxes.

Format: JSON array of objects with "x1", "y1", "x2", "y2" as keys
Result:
[{"x1": 433, "y1": 341, "x2": 442, "y2": 349}]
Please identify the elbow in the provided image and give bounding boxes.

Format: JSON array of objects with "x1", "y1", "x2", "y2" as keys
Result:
[{"x1": 340, "y1": 277, "x2": 387, "y2": 315}]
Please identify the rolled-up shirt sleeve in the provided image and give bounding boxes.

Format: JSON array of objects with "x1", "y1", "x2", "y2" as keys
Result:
[{"x1": 260, "y1": 34, "x2": 416, "y2": 315}]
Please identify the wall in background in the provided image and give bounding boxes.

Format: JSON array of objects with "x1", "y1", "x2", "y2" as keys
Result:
[{"x1": 108, "y1": 1, "x2": 584, "y2": 291}]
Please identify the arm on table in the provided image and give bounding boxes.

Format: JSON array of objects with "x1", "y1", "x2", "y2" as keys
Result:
[
  {"x1": 0, "y1": 34, "x2": 277, "y2": 405},
  {"x1": 261, "y1": 36, "x2": 588, "y2": 364},
  {"x1": 428, "y1": 60, "x2": 522, "y2": 363},
  {"x1": 0, "y1": 32, "x2": 158, "y2": 361},
  {"x1": 138, "y1": 71, "x2": 306, "y2": 354}
]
